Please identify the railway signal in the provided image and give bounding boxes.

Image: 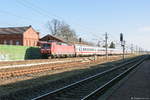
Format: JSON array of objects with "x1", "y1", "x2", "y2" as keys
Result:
[
  {"x1": 120, "y1": 33, "x2": 125, "y2": 59},
  {"x1": 120, "y1": 33, "x2": 123, "y2": 42},
  {"x1": 79, "y1": 37, "x2": 82, "y2": 43}
]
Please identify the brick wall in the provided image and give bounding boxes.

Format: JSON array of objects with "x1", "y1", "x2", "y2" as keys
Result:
[
  {"x1": 0, "y1": 34, "x2": 23, "y2": 45},
  {"x1": 0, "y1": 27, "x2": 39, "y2": 47},
  {"x1": 23, "y1": 27, "x2": 39, "y2": 46}
]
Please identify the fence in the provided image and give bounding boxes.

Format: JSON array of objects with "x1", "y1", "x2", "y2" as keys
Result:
[{"x1": 0, "y1": 45, "x2": 41, "y2": 61}]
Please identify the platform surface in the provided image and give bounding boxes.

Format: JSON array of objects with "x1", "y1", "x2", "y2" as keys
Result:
[{"x1": 107, "y1": 60, "x2": 150, "y2": 100}]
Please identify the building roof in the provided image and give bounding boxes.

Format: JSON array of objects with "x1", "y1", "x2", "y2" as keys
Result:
[
  {"x1": 0, "y1": 25, "x2": 31, "y2": 34},
  {"x1": 40, "y1": 34, "x2": 66, "y2": 43}
]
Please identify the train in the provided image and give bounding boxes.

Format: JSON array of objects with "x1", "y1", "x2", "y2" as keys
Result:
[{"x1": 40, "y1": 41, "x2": 123, "y2": 58}]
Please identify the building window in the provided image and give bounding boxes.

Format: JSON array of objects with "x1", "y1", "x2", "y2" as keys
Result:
[
  {"x1": 35, "y1": 41, "x2": 37, "y2": 46},
  {"x1": 27, "y1": 40, "x2": 29, "y2": 46},
  {"x1": 16, "y1": 40, "x2": 20, "y2": 45},
  {"x1": 28, "y1": 40, "x2": 30, "y2": 46},
  {"x1": 26, "y1": 40, "x2": 28, "y2": 46},
  {"x1": 10, "y1": 40, "x2": 13, "y2": 45},
  {"x1": 4, "y1": 40, "x2": 7, "y2": 44}
]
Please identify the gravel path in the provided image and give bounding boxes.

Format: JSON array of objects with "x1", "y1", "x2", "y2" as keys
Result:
[{"x1": 0, "y1": 60, "x2": 81, "y2": 69}]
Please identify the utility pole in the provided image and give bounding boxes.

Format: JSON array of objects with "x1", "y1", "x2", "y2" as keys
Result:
[
  {"x1": 131, "y1": 44, "x2": 133, "y2": 54},
  {"x1": 136, "y1": 45, "x2": 138, "y2": 55},
  {"x1": 105, "y1": 32, "x2": 108, "y2": 60},
  {"x1": 139, "y1": 47, "x2": 142, "y2": 55},
  {"x1": 122, "y1": 41, "x2": 125, "y2": 59},
  {"x1": 97, "y1": 41, "x2": 101, "y2": 47}
]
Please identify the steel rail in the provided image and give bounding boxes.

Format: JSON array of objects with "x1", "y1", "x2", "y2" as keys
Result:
[
  {"x1": 32, "y1": 56, "x2": 145, "y2": 100},
  {"x1": 81, "y1": 56, "x2": 147, "y2": 100}
]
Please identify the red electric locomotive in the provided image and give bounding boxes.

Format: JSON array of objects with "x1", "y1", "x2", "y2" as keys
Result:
[{"x1": 40, "y1": 41, "x2": 75, "y2": 58}]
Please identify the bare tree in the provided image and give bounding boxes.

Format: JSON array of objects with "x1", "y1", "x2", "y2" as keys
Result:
[
  {"x1": 47, "y1": 19, "x2": 78, "y2": 42},
  {"x1": 57, "y1": 23, "x2": 77, "y2": 41},
  {"x1": 47, "y1": 19, "x2": 61, "y2": 36}
]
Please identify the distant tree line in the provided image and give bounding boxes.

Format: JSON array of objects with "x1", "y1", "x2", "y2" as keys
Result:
[
  {"x1": 102, "y1": 41, "x2": 115, "y2": 48},
  {"x1": 109, "y1": 41, "x2": 115, "y2": 48}
]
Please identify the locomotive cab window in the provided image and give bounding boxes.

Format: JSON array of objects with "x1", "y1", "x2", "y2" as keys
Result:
[{"x1": 41, "y1": 44, "x2": 51, "y2": 48}]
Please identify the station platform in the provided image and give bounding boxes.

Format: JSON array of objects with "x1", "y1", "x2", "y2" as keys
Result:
[{"x1": 107, "y1": 60, "x2": 150, "y2": 100}]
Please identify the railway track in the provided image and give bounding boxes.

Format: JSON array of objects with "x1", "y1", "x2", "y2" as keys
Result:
[
  {"x1": 32, "y1": 55, "x2": 147, "y2": 100},
  {"x1": 0, "y1": 55, "x2": 130, "y2": 67},
  {"x1": 0, "y1": 56, "x2": 121, "y2": 79},
  {"x1": 0, "y1": 61, "x2": 88, "y2": 79},
  {"x1": 0, "y1": 57, "x2": 88, "y2": 67}
]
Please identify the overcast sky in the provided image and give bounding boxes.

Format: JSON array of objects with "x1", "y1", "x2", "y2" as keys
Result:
[{"x1": 0, "y1": 0, "x2": 150, "y2": 50}]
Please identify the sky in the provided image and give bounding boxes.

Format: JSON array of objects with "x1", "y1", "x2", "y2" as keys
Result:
[{"x1": 0, "y1": 0, "x2": 150, "y2": 50}]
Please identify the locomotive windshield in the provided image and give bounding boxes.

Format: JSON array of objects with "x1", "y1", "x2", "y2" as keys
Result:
[{"x1": 41, "y1": 44, "x2": 51, "y2": 49}]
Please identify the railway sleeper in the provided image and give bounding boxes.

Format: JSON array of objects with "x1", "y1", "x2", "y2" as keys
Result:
[
  {"x1": 62, "y1": 92, "x2": 87, "y2": 98},
  {"x1": 58, "y1": 94, "x2": 83, "y2": 99},
  {"x1": 55, "y1": 97, "x2": 77, "y2": 100}
]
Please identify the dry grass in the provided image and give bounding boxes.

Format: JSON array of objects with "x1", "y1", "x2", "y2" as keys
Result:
[
  {"x1": 0, "y1": 55, "x2": 136, "y2": 85},
  {"x1": 0, "y1": 55, "x2": 136, "y2": 99}
]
